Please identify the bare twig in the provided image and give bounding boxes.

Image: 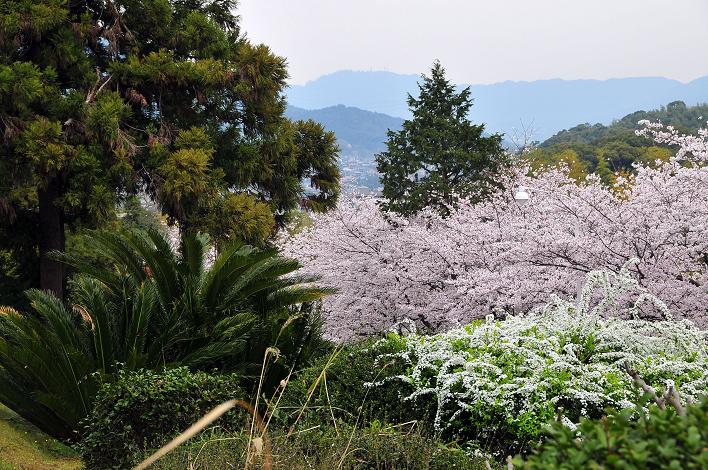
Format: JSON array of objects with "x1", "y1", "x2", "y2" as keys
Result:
[
  {"x1": 85, "y1": 69, "x2": 112, "y2": 104},
  {"x1": 508, "y1": 118, "x2": 537, "y2": 155},
  {"x1": 245, "y1": 347, "x2": 279, "y2": 469},
  {"x1": 663, "y1": 382, "x2": 685, "y2": 416},
  {"x1": 622, "y1": 361, "x2": 665, "y2": 409},
  {"x1": 622, "y1": 361, "x2": 685, "y2": 415}
]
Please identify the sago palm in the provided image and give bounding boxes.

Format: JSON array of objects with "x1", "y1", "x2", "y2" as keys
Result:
[
  {"x1": 0, "y1": 229, "x2": 331, "y2": 440},
  {"x1": 0, "y1": 294, "x2": 100, "y2": 439}
]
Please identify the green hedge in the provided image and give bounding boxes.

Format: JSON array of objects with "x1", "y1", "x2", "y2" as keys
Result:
[
  {"x1": 78, "y1": 367, "x2": 245, "y2": 470},
  {"x1": 518, "y1": 397, "x2": 708, "y2": 469}
]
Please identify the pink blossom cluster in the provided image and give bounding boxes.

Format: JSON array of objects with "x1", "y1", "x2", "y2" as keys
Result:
[
  {"x1": 283, "y1": 124, "x2": 708, "y2": 340},
  {"x1": 636, "y1": 120, "x2": 708, "y2": 164}
]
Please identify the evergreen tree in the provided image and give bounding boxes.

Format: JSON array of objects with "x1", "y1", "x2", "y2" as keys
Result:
[
  {"x1": 0, "y1": 0, "x2": 340, "y2": 299},
  {"x1": 595, "y1": 153, "x2": 616, "y2": 187},
  {"x1": 376, "y1": 61, "x2": 507, "y2": 216}
]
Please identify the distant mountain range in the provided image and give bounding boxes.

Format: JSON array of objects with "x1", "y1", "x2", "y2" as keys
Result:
[
  {"x1": 286, "y1": 71, "x2": 708, "y2": 192},
  {"x1": 287, "y1": 71, "x2": 708, "y2": 142},
  {"x1": 285, "y1": 104, "x2": 403, "y2": 156}
]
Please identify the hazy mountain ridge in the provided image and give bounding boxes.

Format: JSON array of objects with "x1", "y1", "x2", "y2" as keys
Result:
[
  {"x1": 287, "y1": 72, "x2": 708, "y2": 192},
  {"x1": 285, "y1": 104, "x2": 403, "y2": 156},
  {"x1": 288, "y1": 71, "x2": 708, "y2": 141},
  {"x1": 285, "y1": 104, "x2": 403, "y2": 193}
]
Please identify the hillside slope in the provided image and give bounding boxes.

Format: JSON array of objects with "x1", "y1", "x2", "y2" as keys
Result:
[
  {"x1": 0, "y1": 404, "x2": 81, "y2": 470},
  {"x1": 286, "y1": 104, "x2": 403, "y2": 156},
  {"x1": 525, "y1": 101, "x2": 708, "y2": 182}
]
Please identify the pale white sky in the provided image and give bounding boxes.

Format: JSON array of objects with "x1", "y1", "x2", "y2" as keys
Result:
[{"x1": 238, "y1": 0, "x2": 708, "y2": 85}]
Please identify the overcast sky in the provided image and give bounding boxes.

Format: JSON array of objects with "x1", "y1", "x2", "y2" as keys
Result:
[{"x1": 238, "y1": 0, "x2": 708, "y2": 85}]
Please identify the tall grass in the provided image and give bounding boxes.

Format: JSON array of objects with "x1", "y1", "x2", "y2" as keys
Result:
[
  {"x1": 142, "y1": 424, "x2": 492, "y2": 470},
  {"x1": 133, "y1": 346, "x2": 492, "y2": 469}
]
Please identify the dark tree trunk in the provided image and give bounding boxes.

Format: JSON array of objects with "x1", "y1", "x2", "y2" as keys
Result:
[{"x1": 38, "y1": 177, "x2": 65, "y2": 298}]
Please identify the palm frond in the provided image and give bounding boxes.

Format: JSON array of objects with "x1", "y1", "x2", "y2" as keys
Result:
[
  {"x1": 180, "y1": 232, "x2": 209, "y2": 277},
  {"x1": 1, "y1": 228, "x2": 333, "y2": 439},
  {"x1": 0, "y1": 306, "x2": 19, "y2": 316},
  {"x1": 124, "y1": 229, "x2": 181, "y2": 307},
  {"x1": 122, "y1": 281, "x2": 156, "y2": 369},
  {"x1": 69, "y1": 279, "x2": 116, "y2": 373},
  {"x1": 220, "y1": 256, "x2": 301, "y2": 307},
  {"x1": 25, "y1": 289, "x2": 85, "y2": 351},
  {"x1": 264, "y1": 287, "x2": 335, "y2": 312},
  {"x1": 0, "y1": 299, "x2": 99, "y2": 439},
  {"x1": 0, "y1": 371, "x2": 73, "y2": 439},
  {"x1": 201, "y1": 243, "x2": 263, "y2": 311}
]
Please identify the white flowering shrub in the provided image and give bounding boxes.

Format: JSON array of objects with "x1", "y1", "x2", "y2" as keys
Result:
[{"x1": 371, "y1": 265, "x2": 707, "y2": 454}]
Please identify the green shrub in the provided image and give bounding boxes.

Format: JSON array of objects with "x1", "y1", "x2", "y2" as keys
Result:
[
  {"x1": 518, "y1": 397, "x2": 708, "y2": 469},
  {"x1": 148, "y1": 423, "x2": 493, "y2": 469},
  {"x1": 278, "y1": 338, "x2": 434, "y2": 428},
  {"x1": 78, "y1": 367, "x2": 246, "y2": 470}
]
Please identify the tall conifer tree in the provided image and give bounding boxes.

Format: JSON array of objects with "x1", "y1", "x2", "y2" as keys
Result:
[
  {"x1": 376, "y1": 61, "x2": 506, "y2": 216},
  {"x1": 0, "y1": 0, "x2": 340, "y2": 299}
]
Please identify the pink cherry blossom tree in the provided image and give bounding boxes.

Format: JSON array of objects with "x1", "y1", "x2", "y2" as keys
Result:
[{"x1": 283, "y1": 123, "x2": 708, "y2": 340}]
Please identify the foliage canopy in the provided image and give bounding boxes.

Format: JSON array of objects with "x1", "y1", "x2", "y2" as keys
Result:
[
  {"x1": 519, "y1": 397, "x2": 708, "y2": 469},
  {"x1": 524, "y1": 101, "x2": 708, "y2": 185},
  {"x1": 0, "y1": 0, "x2": 340, "y2": 299}
]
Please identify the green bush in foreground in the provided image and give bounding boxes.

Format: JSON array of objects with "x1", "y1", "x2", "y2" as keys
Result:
[
  {"x1": 147, "y1": 423, "x2": 492, "y2": 469},
  {"x1": 518, "y1": 397, "x2": 708, "y2": 469},
  {"x1": 78, "y1": 368, "x2": 245, "y2": 470},
  {"x1": 278, "y1": 338, "x2": 433, "y2": 428}
]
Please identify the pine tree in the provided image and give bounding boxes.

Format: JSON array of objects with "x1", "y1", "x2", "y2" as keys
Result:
[
  {"x1": 376, "y1": 61, "x2": 507, "y2": 216},
  {"x1": 0, "y1": 0, "x2": 340, "y2": 299}
]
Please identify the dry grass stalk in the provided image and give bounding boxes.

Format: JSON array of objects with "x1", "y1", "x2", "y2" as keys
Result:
[
  {"x1": 245, "y1": 347, "x2": 279, "y2": 469},
  {"x1": 134, "y1": 399, "x2": 272, "y2": 470},
  {"x1": 287, "y1": 346, "x2": 343, "y2": 438}
]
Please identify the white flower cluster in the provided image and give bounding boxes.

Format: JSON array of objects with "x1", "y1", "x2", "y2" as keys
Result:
[{"x1": 373, "y1": 265, "x2": 707, "y2": 444}]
